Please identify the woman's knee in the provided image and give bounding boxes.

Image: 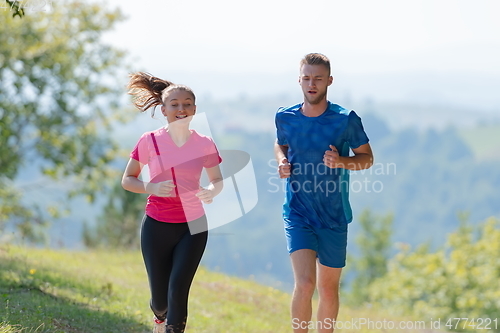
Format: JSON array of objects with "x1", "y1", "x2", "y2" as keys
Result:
[{"x1": 150, "y1": 299, "x2": 168, "y2": 320}]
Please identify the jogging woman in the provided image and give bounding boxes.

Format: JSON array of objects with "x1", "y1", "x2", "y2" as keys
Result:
[{"x1": 122, "y1": 72, "x2": 223, "y2": 333}]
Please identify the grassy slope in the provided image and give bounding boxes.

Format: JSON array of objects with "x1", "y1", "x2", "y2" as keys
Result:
[{"x1": 1, "y1": 246, "x2": 441, "y2": 333}]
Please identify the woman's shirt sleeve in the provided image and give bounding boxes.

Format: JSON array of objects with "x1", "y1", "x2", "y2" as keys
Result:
[
  {"x1": 204, "y1": 137, "x2": 222, "y2": 168},
  {"x1": 130, "y1": 133, "x2": 150, "y2": 165}
]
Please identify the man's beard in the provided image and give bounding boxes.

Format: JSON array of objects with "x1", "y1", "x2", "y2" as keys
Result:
[{"x1": 303, "y1": 89, "x2": 327, "y2": 105}]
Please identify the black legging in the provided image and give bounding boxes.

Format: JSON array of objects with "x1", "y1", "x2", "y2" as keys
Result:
[{"x1": 141, "y1": 214, "x2": 208, "y2": 332}]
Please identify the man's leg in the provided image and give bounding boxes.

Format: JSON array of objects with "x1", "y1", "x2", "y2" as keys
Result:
[
  {"x1": 316, "y1": 263, "x2": 342, "y2": 333},
  {"x1": 290, "y1": 249, "x2": 317, "y2": 333}
]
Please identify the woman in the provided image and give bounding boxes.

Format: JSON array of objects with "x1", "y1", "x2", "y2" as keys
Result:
[{"x1": 122, "y1": 72, "x2": 223, "y2": 333}]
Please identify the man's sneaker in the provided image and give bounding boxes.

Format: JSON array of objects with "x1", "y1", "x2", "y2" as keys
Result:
[{"x1": 153, "y1": 316, "x2": 166, "y2": 333}]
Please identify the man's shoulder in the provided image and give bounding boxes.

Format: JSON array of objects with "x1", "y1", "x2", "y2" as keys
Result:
[
  {"x1": 327, "y1": 102, "x2": 351, "y2": 116},
  {"x1": 276, "y1": 103, "x2": 302, "y2": 115}
]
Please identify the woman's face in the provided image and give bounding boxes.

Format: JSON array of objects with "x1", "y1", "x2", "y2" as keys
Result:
[{"x1": 161, "y1": 89, "x2": 196, "y2": 124}]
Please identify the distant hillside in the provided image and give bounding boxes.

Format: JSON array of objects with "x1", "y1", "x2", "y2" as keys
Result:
[
  {"x1": 1, "y1": 246, "x2": 442, "y2": 333},
  {"x1": 458, "y1": 123, "x2": 500, "y2": 161}
]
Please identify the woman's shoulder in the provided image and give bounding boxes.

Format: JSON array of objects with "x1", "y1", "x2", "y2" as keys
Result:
[
  {"x1": 138, "y1": 127, "x2": 165, "y2": 139},
  {"x1": 191, "y1": 130, "x2": 215, "y2": 143}
]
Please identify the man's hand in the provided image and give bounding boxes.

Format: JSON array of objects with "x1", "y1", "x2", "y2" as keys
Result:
[
  {"x1": 323, "y1": 145, "x2": 340, "y2": 168},
  {"x1": 146, "y1": 180, "x2": 176, "y2": 197},
  {"x1": 278, "y1": 157, "x2": 291, "y2": 178}
]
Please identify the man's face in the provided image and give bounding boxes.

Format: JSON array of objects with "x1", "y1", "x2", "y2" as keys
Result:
[{"x1": 299, "y1": 64, "x2": 333, "y2": 105}]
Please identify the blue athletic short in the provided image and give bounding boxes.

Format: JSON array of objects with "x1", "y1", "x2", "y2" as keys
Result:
[{"x1": 284, "y1": 217, "x2": 348, "y2": 268}]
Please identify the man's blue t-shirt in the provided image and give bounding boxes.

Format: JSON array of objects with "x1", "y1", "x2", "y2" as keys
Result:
[{"x1": 275, "y1": 101, "x2": 369, "y2": 229}]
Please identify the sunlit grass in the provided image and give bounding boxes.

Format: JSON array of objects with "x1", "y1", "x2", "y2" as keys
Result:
[
  {"x1": 1, "y1": 246, "x2": 442, "y2": 332},
  {"x1": 0, "y1": 246, "x2": 290, "y2": 333}
]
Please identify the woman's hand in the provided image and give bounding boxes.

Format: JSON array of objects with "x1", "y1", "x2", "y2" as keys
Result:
[
  {"x1": 196, "y1": 186, "x2": 215, "y2": 204},
  {"x1": 146, "y1": 180, "x2": 176, "y2": 197}
]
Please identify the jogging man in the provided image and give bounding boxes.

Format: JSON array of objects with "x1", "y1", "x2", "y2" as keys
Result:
[{"x1": 274, "y1": 53, "x2": 373, "y2": 333}]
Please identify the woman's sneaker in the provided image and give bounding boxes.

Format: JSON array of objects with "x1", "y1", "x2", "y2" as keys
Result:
[{"x1": 153, "y1": 317, "x2": 166, "y2": 333}]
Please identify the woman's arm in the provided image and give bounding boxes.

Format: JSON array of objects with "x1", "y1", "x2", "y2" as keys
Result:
[
  {"x1": 121, "y1": 158, "x2": 175, "y2": 197},
  {"x1": 196, "y1": 165, "x2": 223, "y2": 204}
]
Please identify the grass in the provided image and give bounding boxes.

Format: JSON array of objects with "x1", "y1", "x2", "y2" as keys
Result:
[{"x1": 1, "y1": 245, "x2": 443, "y2": 332}]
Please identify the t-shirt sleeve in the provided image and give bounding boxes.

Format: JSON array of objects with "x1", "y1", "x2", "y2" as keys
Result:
[
  {"x1": 204, "y1": 137, "x2": 222, "y2": 168},
  {"x1": 275, "y1": 109, "x2": 288, "y2": 146},
  {"x1": 345, "y1": 111, "x2": 370, "y2": 149},
  {"x1": 130, "y1": 133, "x2": 150, "y2": 165}
]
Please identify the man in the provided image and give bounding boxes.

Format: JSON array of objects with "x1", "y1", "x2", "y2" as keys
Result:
[{"x1": 274, "y1": 53, "x2": 373, "y2": 333}]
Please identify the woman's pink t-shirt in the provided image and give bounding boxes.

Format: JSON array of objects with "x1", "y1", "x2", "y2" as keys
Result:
[{"x1": 130, "y1": 128, "x2": 222, "y2": 223}]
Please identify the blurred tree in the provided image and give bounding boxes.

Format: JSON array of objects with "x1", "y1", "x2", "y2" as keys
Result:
[
  {"x1": 0, "y1": 179, "x2": 46, "y2": 244},
  {"x1": 349, "y1": 209, "x2": 393, "y2": 305},
  {"x1": 0, "y1": 0, "x2": 128, "y2": 241},
  {"x1": 83, "y1": 181, "x2": 146, "y2": 249},
  {"x1": 2, "y1": 0, "x2": 24, "y2": 18},
  {"x1": 368, "y1": 216, "x2": 500, "y2": 327}
]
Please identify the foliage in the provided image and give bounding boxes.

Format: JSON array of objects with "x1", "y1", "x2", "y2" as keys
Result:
[
  {"x1": 0, "y1": 0, "x2": 127, "y2": 241},
  {"x1": 368, "y1": 217, "x2": 500, "y2": 331},
  {"x1": 82, "y1": 180, "x2": 146, "y2": 249},
  {"x1": 348, "y1": 209, "x2": 393, "y2": 304},
  {"x1": 0, "y1": 179, "x2": 47, "y2": 244},
  {"x1": 2, "y1": 1, "x2": 24, "y2": 18}
]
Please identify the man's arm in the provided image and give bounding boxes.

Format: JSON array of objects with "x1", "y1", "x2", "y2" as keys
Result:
[
  {"x1": 324, "y1": 143, "x2": 374, "y2": 170},
  {"x1": 274, "y1": 139, "x2": 291, "y2": 178}
]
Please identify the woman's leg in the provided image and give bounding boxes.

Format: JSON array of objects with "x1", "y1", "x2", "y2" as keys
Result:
[
  {"x1": 166, "y1": 216, "x2": 208, "y2": 332},
  {"x1": 141, "y1": 215, "x2": 188, "y2": 321}
]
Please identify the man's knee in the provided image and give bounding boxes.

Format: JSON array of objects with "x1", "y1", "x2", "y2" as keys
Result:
[
  {"x1": 317, "y1": 281, "x2": 340, "y2": 300},
  {"x1": 294, "y1": 277, "x2": 316, "y2": 297}
]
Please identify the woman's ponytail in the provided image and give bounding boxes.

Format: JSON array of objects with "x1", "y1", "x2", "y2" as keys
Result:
[{"x1": 127, "y1": 72, "x2": 174, "y2": 115}]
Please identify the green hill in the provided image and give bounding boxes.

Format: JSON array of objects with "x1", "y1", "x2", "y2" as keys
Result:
[{"x1": 0, "y1": 246, "x2": 442, "y2": 333}]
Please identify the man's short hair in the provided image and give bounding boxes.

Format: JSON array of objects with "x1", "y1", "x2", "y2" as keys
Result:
[{"x1": 300, "y1": 53, "x2": 331, "y2": 75}]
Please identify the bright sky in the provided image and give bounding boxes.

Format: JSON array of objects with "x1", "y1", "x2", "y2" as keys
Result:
[
  {"x1": 95, "y1": 0, "x2": 500, "y2": 108},
  {"x1": 103, "y1": 0, "x2": 500, "y2": 74}
]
